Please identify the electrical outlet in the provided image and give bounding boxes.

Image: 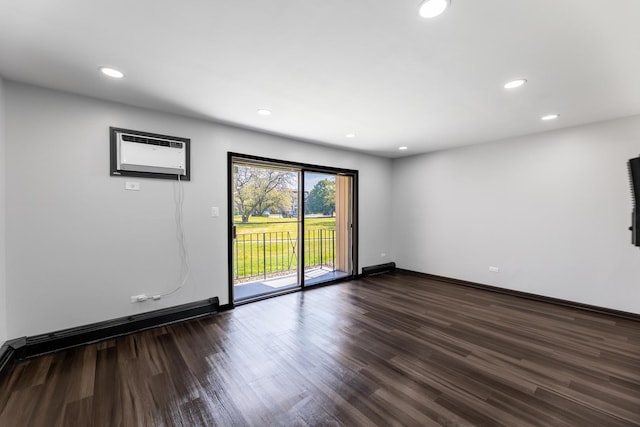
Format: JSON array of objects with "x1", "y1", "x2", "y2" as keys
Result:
[
  {"x1": 381, "y1": 253, "x2": 387, "y2": 258},
  {"x1": 130, "y1": 294, "x2": 148, "y2": 303},
  {"x1": 125, "y1": 181, "x2": 140, "y2": 191},
  {"x1": 211, "y1": 207, "x2": 219, "y2": 217},
  {"x1": 489, "y1": 266, "x2": 500, "y2": 273}
]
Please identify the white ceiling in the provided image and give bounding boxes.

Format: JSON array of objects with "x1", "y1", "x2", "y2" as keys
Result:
[{"x1": 0, "y1": 0, "x2": 639, "y2": 158}]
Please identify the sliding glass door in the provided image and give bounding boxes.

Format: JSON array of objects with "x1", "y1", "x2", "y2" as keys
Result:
[
  {"x1": 231, "y1": 161, "x2": 302, "y2": 301},
  {"x1": 229, "y1": 154, "x2": 357, "y2": 303},
  {"x1": 303, "y1": 172, "x2": 353, "y2": 287}
]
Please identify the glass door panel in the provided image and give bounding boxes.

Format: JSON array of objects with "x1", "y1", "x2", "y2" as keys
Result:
[
  {"x1": 229, "y1": 153, "x2": 357, "y2": 303},
  {"x1": 232, "y1": 161, "x2": 301, "y2": 302},
  {"x1": 303, "y1": 172, "x2": 353, "y2": 287}
]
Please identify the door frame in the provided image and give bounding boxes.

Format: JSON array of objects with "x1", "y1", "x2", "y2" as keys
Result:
[{"x1": 227, "y1": 152, "x2": 359, "y2": 307}]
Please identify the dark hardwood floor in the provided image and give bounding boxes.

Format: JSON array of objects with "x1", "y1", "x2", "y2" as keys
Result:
[{"x1": 1, "y1": 271, "x2": 639, "y2": 426}]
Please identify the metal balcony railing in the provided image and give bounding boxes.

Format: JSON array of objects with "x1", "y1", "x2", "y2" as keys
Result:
[{"x1": 233, "y1": 228, "x2": 336, "y2": 281}]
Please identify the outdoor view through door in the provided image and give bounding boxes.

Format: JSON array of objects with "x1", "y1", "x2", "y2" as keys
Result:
[{"x1": 229, "y1": 154, "x2": 357, "y2": 303}]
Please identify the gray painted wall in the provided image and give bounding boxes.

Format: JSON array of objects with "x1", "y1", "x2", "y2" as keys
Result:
[
  {"x1": 0, "y1": 77, "x2": 6, "y2": 343},
  {"x1": 4, "y1": 79, "x2": 638, "y2": 341},
  {"x1": 4, "y1": 82, "x2": 394, "y2": 338},
  {"x1": 392, "y1": 116, "x2": 640, "y2": 314}
]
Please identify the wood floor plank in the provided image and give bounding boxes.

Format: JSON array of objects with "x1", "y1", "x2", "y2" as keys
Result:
[{"x1": 1, "y1": 270, "x2": 639, "y2": 426}]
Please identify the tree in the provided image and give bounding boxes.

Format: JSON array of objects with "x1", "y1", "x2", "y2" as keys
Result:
[
  {"x1": 234, "y1": 166, "x2": 296, "y2": 223},
  {"x1": 306, "y1": 179, "x2": 335, "y2": 215}
]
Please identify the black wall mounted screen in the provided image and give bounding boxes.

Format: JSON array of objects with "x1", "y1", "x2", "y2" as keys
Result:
[{"x1": 628, "y1": 156, "x2": 640, "y2": 246}]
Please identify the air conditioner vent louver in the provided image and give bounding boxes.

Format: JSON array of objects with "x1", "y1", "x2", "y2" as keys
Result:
[{"x1": 121, "y1": 134, "x2": 183, "y2": 149}]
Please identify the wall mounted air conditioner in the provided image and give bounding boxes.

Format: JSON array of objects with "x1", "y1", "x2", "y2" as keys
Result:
[{"x1": 110, "y1": 127, "x2": 190, "y2": 180}]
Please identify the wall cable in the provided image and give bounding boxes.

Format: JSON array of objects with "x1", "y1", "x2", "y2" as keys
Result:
[{"x1": 152, "y1": 174, "x2": 191, "y2": 299}]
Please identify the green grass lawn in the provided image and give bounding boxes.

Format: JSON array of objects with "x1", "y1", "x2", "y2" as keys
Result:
[
  {"x1": 233, "y1": 215, "x2": 336, "y2": 233},
  {"x1": 233, "y1": 216, "x2": 336, "y2": 280}
]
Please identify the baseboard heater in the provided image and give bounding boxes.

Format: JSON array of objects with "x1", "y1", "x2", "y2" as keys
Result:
[
  {"x1": 3, "y1": 297, "x2": 219, "y2": 365},
  {"x1": 362, "y1": 262, "x2": 396, "y2": 277},
  {"x1": 0, "y1": 338, "x2": 26, "y2": 379}
]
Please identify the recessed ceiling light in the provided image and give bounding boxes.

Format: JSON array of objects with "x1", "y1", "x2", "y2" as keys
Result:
[
  {"x1": 419, "y1": 0, "x2": 451, "y2": 18},
  {"x1": 257, "y1": 109, "x2": 272, "y2": 116},
  {"x1": 504, "y1": 79, "x2": 527, "y2": 89},
  {"x1": 99, "y1": 66, "x2": 124, "y2": 79},
  {"x1": 541, "y1": 114, "x2": 559, "y2": 121},
  {"x1": 345, "y1": 133, "x2": 356, "y2": 138},
  {"x1": 399, "y1": 146, "x2": 408, "y2": 151}
]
